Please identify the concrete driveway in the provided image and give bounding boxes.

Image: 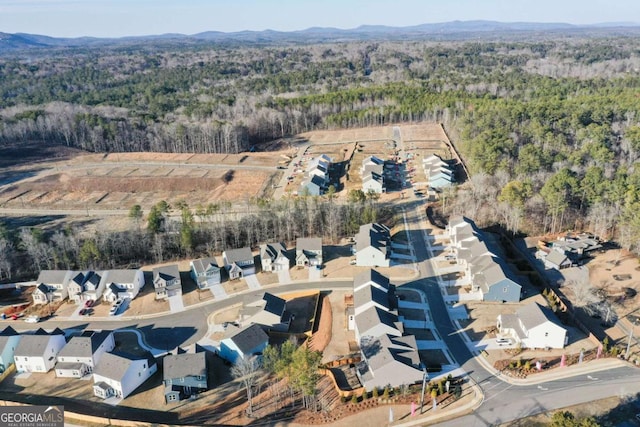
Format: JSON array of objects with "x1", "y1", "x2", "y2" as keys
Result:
[
  {"x1": 245, "y1": 275, "x2": 262, "y2": 290},
  {"x1": 168, "y1": 294, "x2": 185, "y2": 313}
]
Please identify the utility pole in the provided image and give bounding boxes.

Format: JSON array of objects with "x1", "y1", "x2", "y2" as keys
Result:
[
  {"x1": 419, "y1": 367, "x2": 429, "y2": 413},
  {"x1": 626, "y1": 319, "x2": 637, "y2": 359}
]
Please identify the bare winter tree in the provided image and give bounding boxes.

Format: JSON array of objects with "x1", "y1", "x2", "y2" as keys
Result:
[
  {"x1": 231, "y1": 356, "x2": 262, "y2": 417},
  {"x1": 0, "y1": 237, "x2": 13, "y2": 280}
]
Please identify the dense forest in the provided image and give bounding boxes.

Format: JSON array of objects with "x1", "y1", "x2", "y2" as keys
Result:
[{"x1": 0, "y1": 34, "x2": 640, "y2": 277}]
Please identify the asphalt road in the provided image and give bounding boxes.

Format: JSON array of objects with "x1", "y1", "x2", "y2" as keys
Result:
[{"x1": 10, "y1": 280, "x2": 353, "y2": 350}]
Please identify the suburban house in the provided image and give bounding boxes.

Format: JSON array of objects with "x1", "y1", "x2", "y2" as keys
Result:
[
  {"x1": 240, "y1": 292, "x2": 292, "y2": 332},
  {"x1": 219, "y1": 324, "x2": 269, "y2": 364},
  {"x1": 354, "y1": 306, "x2": 403, "y2": 341},
  {"x1": 55, "y1": 330, "x2": 115, "y2": 378},
  {"x1": 547, "y1": 233, "x2": 602, "y2": 259},
  {"x1": 67, "y1": 271, "x2": 106, "y2": 303},
  {"x1": 362, "y1": 172, "x2": 385, "y2": 194},
  {"x1": 448, "y1": 216, "x2": 522, "y2": 303},
  {"x1": 497, "y1": 302, "x2": 567, "y2": 349},
  {"x1": 353, "y1": 282, "x2": 397, "y2": 316},
  {"x1": 299, "y1": 174, "x2": 325, "y2": 197},
  {"x1": 0, "y1": 326, "x2": 20, "y2": 373},
  {"x1": 296, "y1": 237, "x2": 323, "y2": 268},
  {"x1": 309, "y1": 162, "x2": 329, "y2": 184},
  {"x1": 536, "y1": 248, "x2": 573, "y2": 270},
  {"x1": 361, "y1": 156, "x2": 384, "y2": 174},
  {"x1": 357, "y1": 334, "x2": 424, "y2": 390},
  {"x1": 32, "y1": 270, "x2": 73, "y2": 305},
  {"x1": 351, "y1": 269, "x2": 423, "y2": 388},
  {"x1": 355, "y1": 223, "x2": 391, "y2": 267},
  {"x1": 423, "y1": 154, "x2": 455, "y2": 189},
  {"x1": 259, "y1": 243, "x2": 290, "y2": 272},
  {"x1": 152, "y1": 265, "x2": 182, "y2": 300},
  {"x1": 163, "y1": 350, "x2": 208, "y2": 403},
  {"x1": 353, "y1": 269, "x2": 390, "y2": 293},
  {"x1": 101, "y1": 269, "x2": 145, "y2": 303},
  {"x1": 14, "y1": 328, "x2": 66, "y2": 373},
  {"x1": 190, "y1": 258, "x2": 222, "y2": 289},
  {"x1": 223, "y1": 247, "x2": 256, "y2": 280},
  {"x1": 93, "y1": 351, "x2": 157, "y2": 400}
]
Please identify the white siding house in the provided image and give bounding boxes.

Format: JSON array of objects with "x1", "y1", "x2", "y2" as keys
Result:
[
  {"x1": 497, "y1": 303, "x2": 567, "y2": 349},
  {"x1": 93, "y1": 351, "x2": 157, "y2": 400},
  {"x1": 102, "y1": 270, "x2": 145, "y2": 303},
  {"x1": 55, "y1": 330, "x2": 115, "y2": 378},
  {"x1": 14, "y1": 329, "x2": 67, "y2": 373}
]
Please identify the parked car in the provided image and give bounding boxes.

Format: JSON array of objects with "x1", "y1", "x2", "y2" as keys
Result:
[
  {"x1": 84, "y1": 300, "x2": 93, "y2": 308},
  {"x1": 109, "y1": 298, "x2": 124, "y2": 316},
  {"x1": 496, "y1": 337, "x2": 513, "y2": 345},
  {"x1": 24, "y1": 315, "x2": 40, "y2": 323}
]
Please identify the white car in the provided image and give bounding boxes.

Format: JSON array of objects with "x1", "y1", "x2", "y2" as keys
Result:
[
  {"x1": 496, "y1": 337, "x2": 513, "y2": 345},
  {"x1": 109, "y1": 299, "x2": 124, "y2": 316},
  {"x1": 24, "y1": 315, "x2": 40, "y2": 323}
]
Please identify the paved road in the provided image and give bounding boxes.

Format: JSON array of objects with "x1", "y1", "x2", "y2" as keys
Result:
[
  {"x1": 442, "y1": 365, "x2": 640, "y2": 426},
  {"x1": 9, "y1": 280, "x2": 354, "y2": 351}
]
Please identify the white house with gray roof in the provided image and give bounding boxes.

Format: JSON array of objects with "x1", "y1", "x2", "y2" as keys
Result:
[
  {"x1": 223, "y1": 247, "x2": 256, "y2": 280},
  {"x1": 353, "y1": 269, "x2": 390, "y2": 293},
  {"x1": 354, "y1": 306, "x2": 403, "y2": 341},
  {"x1": 259, "y1": 243, "x2": 290, "y2": 272},
  {"x1": 219, "y1": 324, "x2": 269, "y2": 364},
  {"x1": 497, "y1": 302, "x2": 567, "y2": 349},
  {"x1": 357, "y1": 334, "x2": 424, "y2": 390},
  {"x1": 163, "y1": 350, "x2": 208, "y2": 403},
  {"x1": 190, "y1": 258, "x2": 221, "y2": 289},
  {"x1": 55, "y1": 330, "x2": 115, "y2": 378},
  {"x1": 296, "y1": 237, "x2": 323, "y2": 268},
  {"x1": 152, "y1": 265, "x2": 182, "y2": 300},
  {"x1": 67, "y1": 271, "x2": 107, "y2": 303},
  {"x1": 93, "y1": 351, "x2": 157, "y2": 400},
  {"x1": 101, "y1": 269, "x2": 145, "y2": 303},
  {"x1": 32, "y1": 270, "x2": 73, "y2": 305},
  {"x1": 14, "y1": 328, "x2": 66, "y2": 373},
  {"x1": 240, "y1": 292, "x2": 292, "y2": 332},
  {"x1": 355, "y1": 223, "x2": 391, "y2": 267}
]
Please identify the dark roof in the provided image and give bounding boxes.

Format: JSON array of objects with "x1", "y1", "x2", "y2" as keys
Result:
[
  {"x1": 0, "y1": 326, "x2": 18, "y2": 336},
  {"x1": 262, "y1": 293, "x2": 286, "y2": 316},
  {"x1": 163, "y1": 351, "x2": 207, "y2": 381},
  {"x1": 228, "y1": 324, "x2": 269, "y2": 355}
]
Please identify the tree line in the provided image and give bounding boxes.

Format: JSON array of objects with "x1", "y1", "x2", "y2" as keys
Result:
[{"x1": 1, "y1": 36, "x2": 639, "y2": 251}]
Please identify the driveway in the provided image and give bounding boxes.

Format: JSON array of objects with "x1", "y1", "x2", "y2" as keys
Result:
[
  {"x1": 209, "y1": 284, "x2": 228, "y2": 300},
  {"x1": 167, "y1": 294, "x2": 185, "y2": 313},
  {"x1": 245, "y1": 275, "x2": 262, "y2": 290},
  {"x1": 277, "y1": 269, "x2": 291, "y2": 284},
  {"x1": 308, "y1": 266, "x2": 322, "y2": 281}
]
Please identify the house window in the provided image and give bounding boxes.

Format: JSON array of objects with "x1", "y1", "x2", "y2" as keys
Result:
[
  {"x1": 168, "y1": 394, "x2": 177, "y2": 401},
  {"x1": 545, "y1": 332, "x2": 549, "y2": 337},
  {"x1": 503, "y1": 287, "x2": 508, "y2": 293}
]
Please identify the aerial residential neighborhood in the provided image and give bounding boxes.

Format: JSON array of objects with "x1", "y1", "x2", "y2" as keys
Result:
[{"x1": 1, "y1": 5, "x2": 640, "y2": 426}]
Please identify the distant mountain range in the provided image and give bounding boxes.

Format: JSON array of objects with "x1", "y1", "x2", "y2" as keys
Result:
[{"x1": 1, "y1": 20, "x2": 639, "y2": 52}]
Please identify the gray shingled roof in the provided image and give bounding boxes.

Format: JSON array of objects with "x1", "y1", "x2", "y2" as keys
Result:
[
  {"x1": 105, "y1": 269, "x2": 139, "y2": 284},
  {"x1": 296, "y1": 237, "x2": 322, "y2": 253},
  {"x1": 57, "y1": 331, "x2": 112, "y2": 359},
  {"x1": 93, "y1": 351, "x2": 155, "y2": 382},
  {"x1": 191, "y1": 258, "x2": 219, "y2": 275},
  {"x1": 224, "y1": 247, "x2": 254, "y2": 265},
  {"x1": 356, "y1": 223, "x2": 390, "y2": 254},
  {"x1": 36, "y1": 270, "x2": 71, "y2": 285},
  {"x1": 163, "y1": 351, "x2": 206, "y2": 381},
  {"x1": 153, "y1": 265, "x2": 180, "y2": 282},
  {"x1": 546, "y1": 249, "x2": 569, "y2": 266},
  {"x1": 353, "y1": 269, "x2": 389, "y2": 292},
  {"x1": 355, "y1": 306, "x2": 402, "y2": 337},
  {"x1": 15, "y1": 333, "x2": 63, "y2": 358},
  {"x1": 227, "y1": 324, "x2": 268, "y2": 355},
  {"x1": 516, "y1": 303, "x2": 559, "y2": 330},
  {"x1": 260, "y1": 243, "x2": 287, "y2": 261},
  {"x1": 353, "y1": 285, "x2": 391, "y2": 312},
  {"x1": 360, "y1": 334, "x2": 421, "y2": 374}
]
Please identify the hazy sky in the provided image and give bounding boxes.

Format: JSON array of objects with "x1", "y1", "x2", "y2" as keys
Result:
[{"x1": 0, "y1": 0, "x2": 638, "y2": 38}]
